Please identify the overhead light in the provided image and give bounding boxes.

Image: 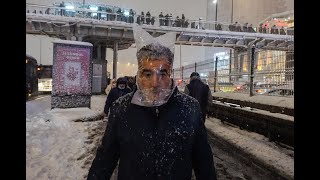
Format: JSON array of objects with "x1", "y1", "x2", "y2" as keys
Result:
[
  {"x1": 212, "y1": 0, "x2": 217, "y2": 4},
  {"x1": 89, "y1": 6, "x2": 98, "y2": 11},
  {"x1": 65, "y1": 5, "x2": 74, "y2": 10},
  {"x1": 124, "y1": 10, "x2": 129, "y2": 16}
]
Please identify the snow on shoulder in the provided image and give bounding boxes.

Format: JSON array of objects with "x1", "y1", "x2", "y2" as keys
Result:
[{"x1": 53, "y1": 39, "x2": 93, "y2": 46}]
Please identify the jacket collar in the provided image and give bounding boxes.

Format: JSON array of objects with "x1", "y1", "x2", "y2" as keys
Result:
[{"x1": 131, "y1": 79, "x2": 177, "y2": 107}]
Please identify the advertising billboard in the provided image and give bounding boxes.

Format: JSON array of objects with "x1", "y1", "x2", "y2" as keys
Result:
[{"x1": 51, "y1": 40, "x2": 93, "y2": 108}]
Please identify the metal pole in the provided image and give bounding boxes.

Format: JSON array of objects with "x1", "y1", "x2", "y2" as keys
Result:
[
  {"x1": 231, "y1": 0, "x2": 234, "y2": 23},
  {"x1": 113, "y1": 41, "x2": 118, "y2": 79},
  {"x1": 215, "y1": 1, "x2": 218, "y2": 22},
  {"x1": 229, "y1": 49, "x2": 232, "y2": 82},
  {"x1": 182, "y1": 67, "x2": 184, "y2": 81},
  {"x1": 195, "y1": 62, "x2": 197, "y2": 72},
  {"x1": 39, "y1": 37, "x2": 42, "y2": 64},
  {"x1": 82, "y1": 0, "x2": 85, "y2": 17},
  {"x1": 180, "y1": 44, "x2": 182, "y2": 79},
  {"x1": 213, "y1": 56, "x2": 218, "y2": 92},
  {"x1": 249, "y1": 45, "x2": 255, "y2": 96}
]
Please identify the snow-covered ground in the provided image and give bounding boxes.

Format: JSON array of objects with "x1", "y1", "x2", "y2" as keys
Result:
[
  {"x1": 26, "y1": 94, "x2": 293, "y2": 179},
  {"x1": 206, "y1": 117, "x2": 294, "y2": 179},
  {"x1": 212, "y1": 92, "x2": 294, "y2": 109},
  {"x1": 26, "y1": 95, "x2": 107, "y2": 180}
]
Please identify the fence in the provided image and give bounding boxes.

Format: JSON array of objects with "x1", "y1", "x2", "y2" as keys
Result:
[{"x1": 173, "y1": 48, "x2": 294, "y2": 97}]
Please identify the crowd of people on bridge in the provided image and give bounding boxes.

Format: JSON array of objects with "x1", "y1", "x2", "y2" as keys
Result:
[{"x1": 27, "y1": 1, "x2": 292, "y2": 35}]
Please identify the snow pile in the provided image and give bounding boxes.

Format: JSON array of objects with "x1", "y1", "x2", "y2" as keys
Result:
[{"x1": 26, "y1": 95, "x2": 107, "y2": 180}]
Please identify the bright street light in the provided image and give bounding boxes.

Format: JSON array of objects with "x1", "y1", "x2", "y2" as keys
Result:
[{"x1": 213, "y1": 0, "x2": 217, "y2": 4}]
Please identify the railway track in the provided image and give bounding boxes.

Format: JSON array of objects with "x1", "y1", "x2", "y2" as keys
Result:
[{"x1": 208, "y1": 100, "x2": 294, "y2": 148}]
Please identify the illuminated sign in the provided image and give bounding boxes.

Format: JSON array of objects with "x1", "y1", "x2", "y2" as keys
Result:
[
  {"x1": 52, "y1": 40, "x2": 93, "y2": 108},
  {"x1": 38, "y1": 78, "x2": 52, "y2": 92}
]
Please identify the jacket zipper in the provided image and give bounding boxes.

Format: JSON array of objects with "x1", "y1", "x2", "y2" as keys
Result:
[{"x1": 155, "y1": 107, "x2": 159, "y2": 118}]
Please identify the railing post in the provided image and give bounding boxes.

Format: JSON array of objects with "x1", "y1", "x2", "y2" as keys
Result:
[
  {"x1": 181, "y1": 66, "x2": 184, "y2": 81},
  {"x1": 229, "y1": 49, "x2": 232, "y2": 82},
  {"x1": 213, "y1": 56, "x2": 218, "y2": 92},
  {"x1": 249, "y1": 45, "x2": 255, "y2": 96},
  {"x1": 113, "y1": 41, "x2": 118, "y2": 79}
]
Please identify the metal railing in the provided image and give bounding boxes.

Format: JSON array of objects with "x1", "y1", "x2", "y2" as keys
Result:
[
  {"x1": 173, "y1": 49, "x2": 294, "y2": 97},
  {"x1": 26, "y1": 3, "x2": 294, "y2": 36}
]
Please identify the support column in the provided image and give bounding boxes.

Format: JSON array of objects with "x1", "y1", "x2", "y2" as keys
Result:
[
  {"x1": 229, "y1": 49, "x2": 232, "y2": 82},
  {"x1": 249, "y1": 46, "x2": 255, "y2": 97},
  {"x1": 213, "y1": 56, "x2": 218, "y2": 92},
  {"x1": 233, "y1": 49, "x2": 239, "y2": 81},
  {"x1": 96, "y1": 44, "x2": 104, "y2": 93},
  {"x1": 91, "y1": 44, "x2": 103, "y2": 94},
  {"x1": 97, "y1": 44, "x2": 101, "y2": 61},
  {"x1": 113, "y1": 41, "x2": 118, "y2": 79},
  {"x1": 101, "y1": 46, "x2": 107, "y2": 92}
]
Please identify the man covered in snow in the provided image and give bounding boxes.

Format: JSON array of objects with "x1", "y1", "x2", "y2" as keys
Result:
[{"x1": 87, "y1": 25, "x2": 217, "y2": 180}]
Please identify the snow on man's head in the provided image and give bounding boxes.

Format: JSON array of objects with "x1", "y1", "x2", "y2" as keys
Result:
[
  {"x1": 132, "y1": 25, "x2": 176, "y2": 66},
  {"x1": 137, "y1": 44, "x2": 174, "y2": 66}
]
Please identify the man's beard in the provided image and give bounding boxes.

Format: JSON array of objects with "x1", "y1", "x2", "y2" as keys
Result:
[
  {"x1": 139, "y1": 87, "x2": 172, "y2": 105},
  {"x1": 131, "y1": 79, "x2": 175, "y2": 107}
]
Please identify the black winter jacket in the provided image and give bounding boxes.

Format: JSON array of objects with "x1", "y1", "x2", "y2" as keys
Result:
[
  {"x1": 104, "y1": 87, "x2": 131, "y2": 114},
  {"x1": 88, "y1": 87, "x2": 217, "y2": 180},
  {"x1": 185, "y1": 79, "x2": 210, "y2": 118}
]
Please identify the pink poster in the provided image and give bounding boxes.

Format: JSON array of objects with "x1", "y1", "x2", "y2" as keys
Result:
[{"x1": 53, "y1": 42, "x2": 92, "y2": 95}]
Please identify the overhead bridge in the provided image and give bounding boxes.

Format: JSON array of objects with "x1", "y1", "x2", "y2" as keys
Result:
[{"x1": 26, "y1": 13, "x2": 293, "y2": 51}]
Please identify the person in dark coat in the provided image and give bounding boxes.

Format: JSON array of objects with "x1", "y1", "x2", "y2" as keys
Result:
[
  {"x1": 103, "y1": 77, "x2": 131, "y2": 116},
  {"x1": 127, "y1": 76, "x2": 137, "y2": 92},
  {"x1": 184, "y1": 72, "x2": 213, "y2": 122},
  {"x1": 146, "y1": 11, "x2": 151, "y2": 25},
  {"x1": 141, "y1": 11, "x2": 145, "y2": 24},
  {"x1": 164, "y1": 13, "x2": 169, "y2": 26},
  {"x1": 87, "y1": 26, "x2": 217, "y2": 180},
  {"x1": 129, "y1": 9, "x2": 134, "y2": 23},
  {"x1": 159, "y1": 12, "x2": 164, "y2": 26},
  {"x1": 280, "y1": 26, "x2": 286, "y2": 35}
]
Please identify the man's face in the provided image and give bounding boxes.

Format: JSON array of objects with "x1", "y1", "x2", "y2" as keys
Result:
[
  {"x1": 118, "y1": 83, "x2": 126, "y2": 89},
  {"x1": 137, "y1": 58, "x2": 172, "y2": 102},
  {"x1": 112, "y1": 81, "x2": 116, "y2": 88}
]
